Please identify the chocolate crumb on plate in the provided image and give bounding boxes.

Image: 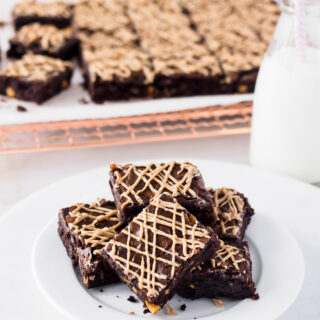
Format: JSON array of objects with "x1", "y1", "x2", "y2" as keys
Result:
[
  {"x1": 99, "y1": 289, "x2": 104, "y2": 293},
  {"x1": 98, "y1": 305, "x2": 102, "y2": 308},
  {"x1": 143, "y1": 309, "x2": 150, "y2": 314},
  {"x1": 17, "y1": 105, "x2": 27, "y2": 112},
  {"x1": 180, "y1": 304, "x2": 187, "y2": 311},
  {"x1": 129, "y1": 312, "x2": 135, "y2": 315},
  {"x1": 127, "y1": 295, "x2": 138, "y2": 303}
]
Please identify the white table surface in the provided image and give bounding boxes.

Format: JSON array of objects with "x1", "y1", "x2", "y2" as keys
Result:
[{"x1": 1, "y1": 134, "x2": 319, "y2": 319}]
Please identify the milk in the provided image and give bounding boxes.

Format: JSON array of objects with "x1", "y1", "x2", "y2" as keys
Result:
[{"x1": 250, "y1": 47, "x2": 320, "y2": 183}]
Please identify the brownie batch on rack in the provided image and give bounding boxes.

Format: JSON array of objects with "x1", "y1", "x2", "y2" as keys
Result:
[
  {"x1": 58, "y1": 161, "x2": 258, "y2": 315},
  {"x1": 0, "y1": 0, "x2": 280, "y2": 103}
]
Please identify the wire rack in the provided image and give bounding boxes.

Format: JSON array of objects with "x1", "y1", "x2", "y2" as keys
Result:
[{"x1": 0, "y1": 101, "x2": 252, "y2": 154}]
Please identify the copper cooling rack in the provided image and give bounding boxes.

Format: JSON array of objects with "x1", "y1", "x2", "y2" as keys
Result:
[{"x1": 0, "y1": 101, "x2": 252, "y2": 154}]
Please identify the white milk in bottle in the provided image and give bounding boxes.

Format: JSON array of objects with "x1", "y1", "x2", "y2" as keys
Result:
[{"x1": 250, "y1": 0, "x2": 320, "y2": 183}]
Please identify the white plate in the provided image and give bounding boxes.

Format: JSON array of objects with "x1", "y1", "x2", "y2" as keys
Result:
[
  {"x1": 31, "y1": 210, "x2": 303, "y2": 320},
  {"x1": 1, "y1": 159, "x2": 318, "y2": 320}
]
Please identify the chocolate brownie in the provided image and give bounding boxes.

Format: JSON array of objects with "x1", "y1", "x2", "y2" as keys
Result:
[
  {"x1": 127, "y1": 0, "x2": 223, "y2": 98},
  {"x1": 180, "y1": 0, "x2": 279, "y2": 94},
  {"x1": 103, "y1": 193, "x2": 219, "y2": 314},
  {"x1": 58, "y1": 199, "x2": 123, "y2": 288},
  {"x1": 208, "y1": 187, "x2": 254, "y2": 241},
  {"x1": 109, "y1": 161, "x2": 215, "y2": 227},
  {"x1": 82, "y1": 46, "x2": 154, "y2": 102},
  {"x1": 0, "y1": 54, "x2": 73, "y2": 104},
  {"x1": 13, "y1": 0, "x2": 72, "y2": 30},
  {"x1": 177, "y1": 239, "x2": 259, "y2": 300},
  {"x1": 7, "y1": 23, "x2": 79, "y2": 60},
  {"x1": 73, "y1": 0, "x2": 132, "y2": 35}
]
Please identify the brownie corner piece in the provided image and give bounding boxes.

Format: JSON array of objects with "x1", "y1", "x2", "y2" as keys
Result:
[
  {"x1": 13, "y1": 0, "x2": 72, "y2": 30},
  {"x1": 103, "y1": 193, "x2": 219, "y2": 314},
  {"x1": 109, "y1": 161, "x2": 214, "y2": 227},
  {"x1": 208, "y1": 187, "x2": 254, "y2": 240},
  {"x1": 0, "y1": 54, "x2": 73, "y2": 103},
  {"x1": 177, "y1": 239, "x2": 258, "y2": 301},
  {"x1": 58, "y1": 199, "x2": 123, "y2": 288}
]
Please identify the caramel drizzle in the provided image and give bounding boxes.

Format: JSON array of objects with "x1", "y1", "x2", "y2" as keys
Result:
[
  {"x1": 107, "y1": 194, "x2": 211, "y2": 297},
  {"x1": 12, "y1": 23, "x2": 73, "y2": 51},
  {"x1": 210, "y1": 187, "x2": 244, "y2": 236},
  {"x1": 211, "y1": 240, "x2": 246, "y2": 270},
  {"x1": 68, "y1": 199, "x2": 122, "y2": 255},
  {"x1": 113, "y1": 161, "x2": 201, "y2": 211},
  {"x1": 0, "y1": 54, "x2": 73, "y2": 81}
]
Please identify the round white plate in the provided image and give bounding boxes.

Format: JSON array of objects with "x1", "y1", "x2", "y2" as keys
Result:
[
  {"x1": 31, "y1": 209, "x2": 303, "y2": 320},
  {"x1": 1, "y1": 159, "x2": 318, "y2": 320}
]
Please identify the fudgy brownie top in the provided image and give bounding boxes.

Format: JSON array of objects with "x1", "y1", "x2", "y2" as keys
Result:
[
  {"x1": 78, "y1": 30, "x2": 137, "y2": 49},
  {"x1": 0, "y1": 54, "x2": 73, "y2": 81},
  {"x1": 65, "y1": 199, "x2": 122, "y2": 254},
  {"x1": 208, "y1": 187, "x2": 251, "y2": 239},
  {"x1": 84, "y1": 47, "x2": 154, "y2": 83},
  {"x1": 73, "y1": 0, "x2": 129, "y2": 34},
  {"x1": 13, "y1": 0, "x2": 71, "y2": 18},
  {"x1": 105, "y1": 193, "x2": 214, "y2": 298},
  {"x1": 11, "y1": 23, "x2": 73, "y2": 52},
  {"x1": 110, "y1": 161, "x2": 208, "y2": 211},
  {"x1": 152, "y1": 49, "x2": 221, "y2": 77},
  {"x1": 207, "y1": 240, "x2": 250, "y2": 273}
]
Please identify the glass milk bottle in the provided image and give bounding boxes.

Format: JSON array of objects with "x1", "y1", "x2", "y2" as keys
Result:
[{"x1": 250, "y1": 0, "x2": 320, "y2": 183}]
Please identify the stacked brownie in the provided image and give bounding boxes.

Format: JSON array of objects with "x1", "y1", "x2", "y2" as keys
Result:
[{"x1": 59, "y1": 161, "x2": 258, "y2": 314}]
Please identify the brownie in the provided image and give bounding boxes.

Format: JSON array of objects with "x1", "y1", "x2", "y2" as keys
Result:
[
  {"x1": 58, "y1": 199, "x2": 123, "y2": 288},
  {"x1": 7, "y1": 23, "x2": 79, "y2": 60},
  {"x1": 109, "y1": 161, "x2": 215, "y2": 227},
  {"x1": 103, "y1": 193, "x2": 219, "y2": 314},
  {"x1": 208, "y1": 187, "x2": 254, "y2": 241},
  {"x1": 180, "y1": 0, "x2": 279, "y2": 94},
  {"x1": 13, "y1": 0, "x2": 72, "y2": 30},
  {"x1": 73, "y1": 0, "x2": 132, "y2": 35},
  {"x1": 82, "y1": 46, "x2": 154, "y2": 102},
  {"x1": 127, "y1": 0, "x2": 223, "y2": 98},
  {"x1": 177, "y1": 239, "x2": 259, "y2": 300},
  {"x1": 0, "y1": 54, "x2": 73, "y2": 104}
]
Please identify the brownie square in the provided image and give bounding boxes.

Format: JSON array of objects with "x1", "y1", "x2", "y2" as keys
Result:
[
  {"x1": 82, "y1": 46, "x2": 154, "y2": 102},
  {"x1": 177, "y1": 239, "x2": 259, "y2": 300},
  {"x1": 103, "y1": 193, "x2": 219, "y2": 314},
  {"x1": 13, "y1": 0, "x2": 72, "y2": 30},
  {"x1": 208, "y1": 187, "x2": 254, "y2": 241},
  {"x1": 109, "y1": 161, "x2": 215, "y2": 227},
  {"x1": 7, "y1": 23, "x2": 79, "y2": 60},
  {"x1": 0, "y1": 54, "x2": 73, "y2": 104},
  {"x1": 58, "y1": 199, "x2": 123, "y2": 288}
]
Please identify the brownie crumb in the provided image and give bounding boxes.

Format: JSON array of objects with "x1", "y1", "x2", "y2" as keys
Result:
[
  {"x1": 143, "y1": 309, "x2": 150, "y2": 314},
  {"x1": 17, "y1": 105, "x2": 27, "y2": 112},
  {"x1": 116, "y1": 295, "x2": 119, "y2": 298},
  {"x1": 180, "y1": 304, "x2": 187, "y2": 311},
  {"x1": 100, "y1": 289, "x2": 104, "y2": 292},
  {"x1": 129, "y1": 312, "x2": 135, "y2": 315},
  {"x1": 78, "y1": 97, "x2": 89, "y2": 104},
  {"x1": 127, "y1": 295, "x2": 138, "y2": 303},
  {"x1": 98, "y1": 305, "x2": 102, "y2": 308}
]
